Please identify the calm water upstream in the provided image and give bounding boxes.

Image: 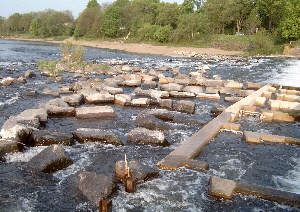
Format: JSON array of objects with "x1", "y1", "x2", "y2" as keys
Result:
[{"x1": 0, "y1": 39, "x2": 300, "y2": 211}]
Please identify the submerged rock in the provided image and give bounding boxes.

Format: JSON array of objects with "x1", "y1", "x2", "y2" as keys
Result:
[{"x1": 32, "y1": 130, "x2": 74, "y2": 146}]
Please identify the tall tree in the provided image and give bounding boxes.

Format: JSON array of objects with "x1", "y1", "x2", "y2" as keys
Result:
[
  {"x1": 7, "y1": 13, "x2": 22, "y2": 31},
  {"x1": 86, "y1": 0, "x2": 100, "y2": 9},
  {"x1": 155, "y1": 3, "x2": 180, "y2": 28},
  {"x1": 280, "y1": 0, "x2": 300, "y2": 40},
  {"x1": 101, "y1": 6, "x2": 123, "y2": 37}
]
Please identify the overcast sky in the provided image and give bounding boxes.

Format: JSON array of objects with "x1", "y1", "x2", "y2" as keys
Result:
[{"x1": 0, "y1": 0, "x2": 184, "y2": 19}]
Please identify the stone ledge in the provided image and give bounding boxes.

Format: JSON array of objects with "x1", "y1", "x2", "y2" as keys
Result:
[
  {"x1": 156, "y1": 155, "x2": 209, "y2": 170},
  {"x1": 244, "y1": 131, "x2": 300, "y2": 145}
]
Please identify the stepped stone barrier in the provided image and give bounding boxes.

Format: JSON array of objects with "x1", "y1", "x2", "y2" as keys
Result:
[
  {"x1": 210, "y1": 176, "x2": 300, "y2": 208},
  {"x1": 76, "y1": 106, "x2": 116, "y2": 119},
  {"x1": 244, "y1": 131, "x2": 300, "y2": 145},
  {"x1": 157, "y1": 84, "x2": 273, "y2": 169}
]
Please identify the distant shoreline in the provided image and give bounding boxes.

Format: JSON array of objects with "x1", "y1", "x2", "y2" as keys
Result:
[{"x1": 3, "y1": 36, "x2": 243, "y2": 57}]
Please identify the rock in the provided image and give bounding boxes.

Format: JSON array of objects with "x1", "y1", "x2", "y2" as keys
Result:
[
  {"x1": 15, "y1": 76, "x2": 27, "y2": 84},
  {"x1": 183, "y1": 86, "x2": 204, "y2": 94},
  {"x1": 224, "y1": 80, "x2": 243, "y2": 89},
  {"x1": 0, "y1": 138, "x2": 22, "y2": 161},
  {"x1": 56, "y1": 63, "x2": 69, "y2": 71},
  {"x1": 204, "y1": 79, "x2": 223, "y2": 87},
  {"x1": 197, "y1": 93, "x2": 220, "y2": 100},
  {"x1": 25, "y1": 90, "x2": 37, "y2": 96},
  {"x1": 246, "y1": 81, "x2": 262, "y2": 90},
  {"x1": 32, "y1": 130, "x2": 74, "y2": 146},
  {"x1": 40, "y1": 98, "x2": 75, "y2": 117},
  {"x1": 1, "y1": 77, "x2": 14, "y2": 86},
  {"x1": 61, "y1": 94, "x2": 84, "y2": 106},
  {"x1": 77, "y1": 88, "x2": 99, "y2": 97},
  {"x1": 157, "y1": 66, "x2": 169, "y2": 71},
  {"x1": 135, "y1": 114, "x2": 171, "y2": 130},
  {"x1": 121, "y1": 79, "x2": 141, "y2": 87},
  {"x1": 205, "y1": 87, "x2": 219, "y2": 94},
  {"x1": 127, "y1": 127, "x2": 169, "y2": 146},
  {"x1": 103, "y1": 86, "x2": 124, "y2": 95},
  {"x1": 173, "y1": 100, "x2": 195, "y2": 114},
  {"x1": 141, "y1": 81, "x2": 157, "y2": 89},
  {"x1": 24, "y1": 144, "x2": 73, "y2": 173},
  {"x1": 24, "y1": 70, "x2": 36, "y2": 78},
  {"x1": 72, "y1": 128, "x2": 123, "y2": 145},
  {"x1": 76, "y1": 171, "x2": 116, "y2": 205},
  {"x1": 174, "y1": 78, "x2": 190, "y2": 85},
  {"x1": 115, "y1": 160, "x2": 159, "y2": 182},
  {"x1": 134, "y1": 87, "x2": 151, "y2": 97},
  {"x1": 210, "y1": 176, "x2": 236, "y2": 199},
  {"x1": 131, "y1": 98, "x2": 150, "y2": 107},
  {"x1": 150, "y1": 90, "x2": 169, "y2": 100},
  {"x1": 41, "y1": 87, "x2": 60, "y2": 97},
  {"x1": 224, "y1": 96, "x2": 243, "y2": 103},
  {"x1": 160, "y1": 83, "x2": 184, "y2": 92},
  {"x1": 114, "y1": 94, "x2": 131, "y2": 106},
  {"x1": 211, "y1": 105, "x2": 227, "y2": 116},
  {"x1": 158, "y1": 99, "x2": 173, "y2": 109},
  {"x1": 85, "y1": 93, "x2": 115, "y2": 104},
  {"x1": 169, "y1": 91, "x2": 195, "y2": 98},
  {"x1": 76, "y1": 106, "x2": 116, "y2": 119},
  {"x1": 238, "y1": 90, "x2": 255, "y2": 97},
  {"x1": 40, "y1": 69, "x2": 51, "y2": 77},
  {"x1": 58, "y1": 85, "x2": 73, "y2": 94}
]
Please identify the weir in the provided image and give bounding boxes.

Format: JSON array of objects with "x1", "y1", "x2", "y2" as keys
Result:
[{"x1": 156, "y1": 84, "x2": 300, "y2": 208}]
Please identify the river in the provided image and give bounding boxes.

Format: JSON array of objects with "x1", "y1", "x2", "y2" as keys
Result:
[{"x1": 0, "y1": 39, "x2": 300, "y2": 211}]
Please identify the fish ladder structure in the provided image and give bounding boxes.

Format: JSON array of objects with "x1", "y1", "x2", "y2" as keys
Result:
[{"x1": 156, "y1": 84, "x2": 300, "y2": 208}]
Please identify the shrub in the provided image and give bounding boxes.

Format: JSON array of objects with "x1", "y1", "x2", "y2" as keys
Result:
[{"x1": 60, "y1": 41, "x2": 86, "y2": 62}]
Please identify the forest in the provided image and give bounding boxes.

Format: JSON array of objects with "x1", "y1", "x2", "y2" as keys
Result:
[{"x1": 0, "y1": 0, "x2": 300, "y2": 54}]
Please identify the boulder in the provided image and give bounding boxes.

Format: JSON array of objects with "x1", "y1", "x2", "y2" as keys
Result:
[
  {"x1": 173, "y1": 100, "x2": 195, "y2": 114},
  {"x1": 211, "y1": 105, "x2": 227, "y2": 116},
  {"x1": 0, "y1": 138, "x2": 22, "y2": 161},
  {"x1": 76, "y1": 171, "x2": 116, "y2": 205},
  {"x1": 246, "y1": 81, "x2": 262, "y2": 90},
  {"x1": 24, "y1": 144, "x2": 73, "y2": 173},
  {"x1": 56, "y1": 63, "x2": 69, "y2": 71},
  {"x1": 103, "y1": 86, "x2": 124, "y2": 95},
  {"x1": 121, "y1": 79, "x2": 141, "y2": 87},
  {"x1": 40, "y1": 69, "x2": 51, "y2": 77},
  {"x1": 141, "y1": 81, "x2": 157, "y2": 89},
  {"x1": 150, "y1": 90, "x2": 169, "y2": 100},
  {"x1": 169, "y1": 91, "x2": 195, "y2": 98},
  {"x1": 135, "y1": 114, "x2": 171, "y2": 130},
  {"x1": 39, "y1": 98, "x2": 75, "y2": 117},
  {"x1": 131, "y1": 98, "x2": 150, "y2": 107},
  {"x1": 115, "y1": 94, "x2": 131, "y2": 106},
  {"x1": 134, "y1": 87, "x2": 151, "y2": 97},
  {"x1": 32, "y1": 130, "x2": 74, "y2": 146},
  {"x1": 1, "y1": 77, "x2": 14, "y2": 86},
  {"x1": 160, "y1": 83, "x2": 184, "y2": 92},
  {"x1": 61, "y1": 94, "x2": 84, "y2": 106},
  {"x1": 158, "y1": 99, "x2": 173, "y2": 109},
  {"x1": 224, "y1": 96, "x2": 243, "y2": 103},
  {"x1": 204, "y1": 79, "x2": 223, "y2": 87},
  {"x1": 85, "y1": 93, "x2": 115, "y2": 104},
  {"x1": 41, "y1": 87, "x2": 60, "y2": 97},
  {"x1": 77, "y1": 88, "x2": 99, "y2": 97},
  {"x1": 224, "y1": 80, "x2": 243, "y2": 89},
  {"x1": 76, "y1": 106, "x2": 116, "y2": 119},
  {"x1": 58, "y1": 86, "x2": 73, "y2": 94},
  {"x1": 24, "y1": 70, "x2": 36, "y2": 78},
  {"x1": 205, "y1": 87, "x2": 219, "y2": 94},
  {"x1": 127, "y1": 127, "x2": 169, "y2": 146},
  {"x1": 115, "y1": 160, "x2": 159, "y2": 182},
  {"x1": 72, "y1": 128, "x2": 123, "y2": 145},
  {"x1": 183, "y1": 86, "x2": 204, "y2": 94}
]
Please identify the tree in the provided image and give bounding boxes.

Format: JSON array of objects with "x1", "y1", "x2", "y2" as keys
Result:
[
  {"x1": 29, "y1": 18, "x2": 42, "y2": 36},
  {"x1": 7, "y1": 13, "x2": 22, "y2": 31},
  {"x1": 101, "y1": 6, "x2": 123, "y2": 37},
  {"x1": 86, "y1": 0, "x2": 100, "y2": 9},
  {"x1": 155, "y1": 3, "x2": 180, "y2": 28},
  {"x1": 154, "y1": 25, "x2": 173, "y2": 42},
  {"x1": 280, "y1": 0, "x2": 300, "y2": 40},
  {"x1": 180, "y1": 0, "x2": 194, "y2": 14}
]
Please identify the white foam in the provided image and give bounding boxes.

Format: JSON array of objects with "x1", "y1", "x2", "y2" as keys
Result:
[
  {"x1": 273, "y1": 157, "x2": 300, "y2": 194},
  {"x1": 5, "y1": 146, "x2": 47, "y2": 162}
]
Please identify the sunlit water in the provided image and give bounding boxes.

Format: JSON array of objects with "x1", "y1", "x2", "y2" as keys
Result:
[{"x1": 0, "y1": 39, "x2": 300, "y2": 211}]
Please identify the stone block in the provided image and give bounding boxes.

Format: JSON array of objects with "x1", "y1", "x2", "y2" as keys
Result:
[
  {"x1": 173, "y1": 100, "x2": 195, "y2": 114},
  {"x1": 160, "y1": 83, "x2": 183, "y2": 92},
  {"x1": 183, "y1": 86, "x2": 204, "y2": 94},
  {"x1": 76, "y1": 106, "x2": 116, "y2": 119},
  {"x1": 262, "y1": 91, "x2": 272, "y2": 98},
  {"x1": 279, "y1": 89, "x2": 287, "y2": 94},
  {"x1": 244, "y1": 131, "x2": 261, "y2": 143},
  {"x1": 205, "y1": 87, "x2": 219, "y2": 94},
  {"x1": 286, "y1": 89, "x2": 299, "y2": 95},
  {"x1": 238, "y1": 90, "x2": 255, "y2": 97},
  {"x1": 255, "y1": 97, "x2": 267, "y2": 107},
  {"x1": 204, "y1": 79, "x2": 223, "y2": 87},
  {"x1": 24, "y1": 144, "x2": 73, "y2": 173},
  {"x1": 150, "y1": 90, "x2": 169, "y2": 99},
  {"x1": 196, "y1": 93, "x2": 220, "y2": 100},
  {"x1": 210, "y1": 176, "x2": 236, "y2": 199},
  {"x1": 283, "y1": 95, "x2": 300, "y2": 102},
  {"x1": 260, "y1": 134, "x2": 286, "y2": 143},
  {"x1": 0, "y1": 138, "x2": 20, "y2": 161},
  {"x1": 114, "y1": 94, "x2": 131, "y2": 106},
  {"x1": 268, "y1": 100, "x2": 280, "y2": 110},
  {"x1": 61, "y1": 94, "x2": 84, "y2": 106},
  {"x1": 268, "y1": 87, "x2": 277, "y2": 93},
  {"x1": 275, "y1": 94, "x2": 284, "y2": 101},
  {"x1": 246, "y1": 82, "x2": 262, "y2": 90},
  {"x1": 169, "y1": 91, "x2": 195, "y2": 98},
  {"x1": 222, "y1": 123, "x2": 241, "y2": 131},
  {"x1": 127, "y1": 127, "x2": 169, "y2": 146},
  {"x1": 260, "y1": 109, "x2": 274, "y2": 122},
  {"x1": 72, "y1": 128, "x2": 123, "y2": 145},
  {"x1": 224, "y1": 80, "x2": 243, "y2": 89},
  {"x1": 131, "y1": 98, "x2": 150, "y2": 107},
  {"x1": 224, "y1": 97, "x2": 243, "y2": 103},
  {"x1": 273, "y1": 111, "x2": 295, "y2": 122},
  {"x1": 33, "y1": 130, "x2": 74, "y2": 146},
  {"x1": 158, "y1": 99, "x2": 173, "y2": 109},
  {"x1": 85, "y1": 93, "x2": 115, "y2": 104}
]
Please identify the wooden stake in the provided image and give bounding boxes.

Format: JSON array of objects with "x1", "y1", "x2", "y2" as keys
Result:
[{"x1": 99, "y1": 199, "x2": 112, "y2": 212}]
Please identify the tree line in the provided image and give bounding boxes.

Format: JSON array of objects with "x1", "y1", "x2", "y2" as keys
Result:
[{"x1": 0, "y1": 0, "x2": 299, "y2": 42}]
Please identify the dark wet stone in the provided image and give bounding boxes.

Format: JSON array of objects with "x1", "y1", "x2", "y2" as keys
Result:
[{"x1": 32, "y1": 130, "x2": 74, "y2": 146}]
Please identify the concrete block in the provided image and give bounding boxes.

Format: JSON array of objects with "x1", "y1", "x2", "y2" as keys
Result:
[
  {"x1": 222, "y1": 123, "x2": 241, "y2": 131},
  {"x1": 255, "y1": 97, "x2": 267, "y2": 106},
  {"x1": 224, "y1": 97, "x2": 243, "y2": 103},
  {"x1": 283, "y1": 95, "x2": 300, "y2": 102},
  {"x1": 205, "y1": 87, "x2": 219, "y2": 94},
  {"x1": 158, "y1": 99, "x2": 173, "y2": 109},
  {"x1": 224, "y1": 80, "x2": 243, "y2": 89},
  {"x1": 238, "y1": 90, "x2": 255, "y2": 97},
  {"x1": 279, "y1": 89, "x2": 287, "y2": 94},
  {"x1": 76, "y1": 106, "x2": 116, "y2": 119},
  {"x1": 275, "y1": 94, "x2": 284, "y2": 100},
  {"x1": 260, "y1": 110, "x2": 274, "y2": 122},
  {"x1": 242, "y1": 106, "x2": 257, "y2": 112},
  {"x1": 210, "y1": 176, "x2": 236, "y2": 199},
  {"x1": 262, "y1": 91, "x2": 272, "y2": 98},
  {"x1": 246, "y1": 81, "x2": 262, "y2": 90},
  {"x1": 268, "y1": 100, "x2": 280, "y2": 110},
  {"x1": 204, "y1": 79, "x2": 223, "y2": 87},
  {"x1": 114, "y1": 94, "x2": 131, "y2": 106},
  {"x1": 268, "y1": 87, "x2": 277, "y2": 93},
  {"x1": 260, "y1": 134, "x2": 286, "y2": 143},
  {"x1": 131, "y1": 98, "x2": 150, "y2": 107},
  {"x1": 196, "y1": 93, "x2": 220, "y2": 100},
  {"x1": 273, "y1": 111, "x2": 295, "y2": 122},
  {"x1": 286, "y1": 89, "x2": 299, "y2": 95},
  {"x1": 244, "y1": 131, "x2": 261, "y2": 143}
]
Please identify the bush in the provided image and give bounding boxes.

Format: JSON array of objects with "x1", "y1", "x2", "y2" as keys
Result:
[
  {"x1": 60, "y1": 41, "x2": 86, "y2": 62},
  {"x1": 154, "y1": 25, "x2": 173, "y2": 43},
  {"x1": 247, "y1": 29, "x2": 277, "y2": 55}
]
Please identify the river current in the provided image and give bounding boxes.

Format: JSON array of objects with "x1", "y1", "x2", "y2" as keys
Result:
[{"x1": 0, "y1": 39, "x2": 300, "y2": 211}]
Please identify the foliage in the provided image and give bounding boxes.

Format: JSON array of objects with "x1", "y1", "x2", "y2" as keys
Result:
[
  {"x1": 137, "y1": 23, "x2": 160, "y2": 41},
  {"x1": 29, "y1": 18, "x2": 41, "y2": 36},
  {"x1": 154, "y1": 25, "x2": 173, "y2": 42},
  {"x1": 60, "y1": 41, "x2": 86, "y2": 62},
  {"x1": 247, "y1": 29, "x2": 277, "y2": 55},
  {"x1": 280, "y1": 0, "x2": 300, "y2": 40},
  {"x1": 101, "y1": 6, "x2": 123, "y2": 37}
]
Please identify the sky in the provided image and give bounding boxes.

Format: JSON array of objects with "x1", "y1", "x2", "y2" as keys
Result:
[{"x1": 0, "y1": 0, "x2": 184, "y2": 19}]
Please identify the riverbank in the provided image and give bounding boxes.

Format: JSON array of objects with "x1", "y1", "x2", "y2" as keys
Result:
[{"x1": 4, "y1": 36, "x2": 243, "y2": 57}]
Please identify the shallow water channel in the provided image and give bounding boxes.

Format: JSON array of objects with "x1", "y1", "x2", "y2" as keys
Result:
[{"x1": 0, "y1": 39, "x2": 300, "y2": 211}]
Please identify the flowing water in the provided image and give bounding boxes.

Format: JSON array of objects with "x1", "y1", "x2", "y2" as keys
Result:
[{"x1": 0, "y1": 39, "x2": 300, "y2": 211}]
